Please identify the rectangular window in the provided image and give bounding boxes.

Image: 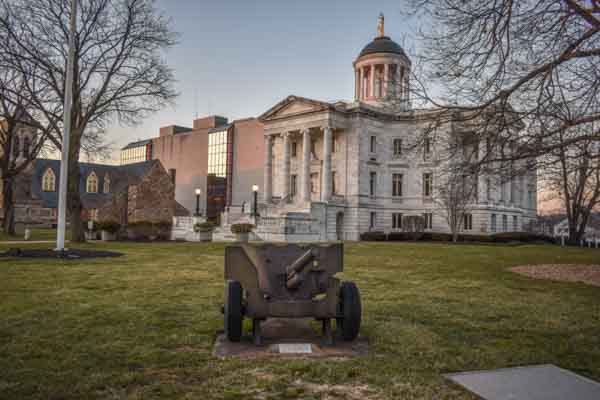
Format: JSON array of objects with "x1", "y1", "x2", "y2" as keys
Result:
[
  {"x1": 290, "y1": 174, "x2": 297, "y2": 198},
  {"x1": 486, "y1": 178, "x2": 491, "y2": 201},
  {"x1": 392, "y1": 213, "x2": 403, "y2": 230},
  {"x1": 424, "y1": 138, "x2": 432, "y2": 157},
  {"x1": 291, "y1": 142, "x2": 297, "y2": 158},
  {"x1": 370, "y1": 212, "x2": 376, "y2": 230},
  {"x1": 423, "y1": 213, "x2": 433, "y2": 230},
  {"x1": 502, "y1": 214, "x2": 508, "y2": 232},
  {"x1": 393, "y1": 138, "x2": 402, "y2": 157},
  {"x1": 463, "y1": 213, "x2": 473, "y2": 231},
  {"x1": 491, "y1": 214, "x2": 497, "y2": 232},
  {"x1": 513, "y1": 215, "x2": 518, "y2": 232},
  {"x1": 370, "y1": 136, "x2": 377, "y2": 153},
  {"x1": 423, "y1": 173, "x2": 433, "y2": 197},
  {"x1": 332, "y1": 133, "x2": 337, "y2": 153},
  {"x1": 369, "y1": 172, "x2": 377, "y2": 196},
  {"x1": 331, "y1": 171, "x2": 337, "y2": 195},
  {"x1": 392, "y1": 173, "x2": 403, "y2": 197},
  {"x1": 310, "y1": 173, "x2": 319, "y2": 194}
]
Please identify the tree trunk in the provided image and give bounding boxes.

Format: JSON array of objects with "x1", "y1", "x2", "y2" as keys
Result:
[
  {"x1": 2, "y1": 176, "x2": 15, "y2": 236},
  {"x1": 68, "y1": 131, "x2": 85, "y2": 243}
]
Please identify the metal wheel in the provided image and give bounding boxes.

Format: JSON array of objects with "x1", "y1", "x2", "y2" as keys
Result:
[
  {"x1": 336, "y1": 281, "x2": 361, "y2": 341},
  {"x1": 225, "y1": 280, "x2": 243, "y2": 342}
]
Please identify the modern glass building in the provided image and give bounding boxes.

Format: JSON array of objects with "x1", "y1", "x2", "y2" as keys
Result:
[
  {"x1": 120, "y1": 139, "x2": 153, "y2": 165},
  {"x1": 206, "y1": 125, "x2": 234, "y2": 220}
]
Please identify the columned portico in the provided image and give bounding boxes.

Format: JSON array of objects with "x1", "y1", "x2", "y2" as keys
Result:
[
  {"x1": 281, "y1": 132, "x2": 291, "y2": 202},
  {"x1": 264, "y1": 135, "x2": 273, "y2": 203},
  {"x1": 321, "y1": 126, "x2": 332, "y2": 202},
  {"x1": 301, "y1": 128, "x2": 311, "y2": 203}
]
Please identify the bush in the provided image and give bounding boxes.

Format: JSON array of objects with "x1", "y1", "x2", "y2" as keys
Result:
[
  {"x1": 360, "y1": 231, "x2": 386, "y2": 241},
  {"x1": 194, "y1": 221, "x2": 216, "y2": 233},
  {"x1": 82, "y1": 220, "x2": 97, "y2": 232},
  {"x1": 96, "y1": 221, "x2": 121, "y2": 234},
  {"x1": 491, "y1": 232, "x2": 555, "y2": 243},
  {"x1": 402, "y1": 215, "x2": 425, "y2": 241},
  {"x1": 231, "y1": 223, "x2": 254, "y2": 234},
  {"x1": 127, "y1": 221, "x2": 172, "y2": 241}
]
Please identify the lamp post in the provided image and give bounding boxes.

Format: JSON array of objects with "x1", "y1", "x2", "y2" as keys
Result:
[
  {"x1": 195, "y1": 188, "x2": 202, "y2": 217},
  {"x1": 252, "y1": 185, "x2": 259, "y2": 218}
]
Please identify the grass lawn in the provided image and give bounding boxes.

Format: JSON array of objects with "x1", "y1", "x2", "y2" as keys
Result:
[
  {"x1": 0, "y1": 241, "x2": 599, "y2": 399},
  {"x1": 0, "y1": 228, "x2": 69, "y2": 242}
]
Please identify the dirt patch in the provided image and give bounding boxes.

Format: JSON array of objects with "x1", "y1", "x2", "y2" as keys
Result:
[{"x1": 510, "y1": 264, "x2": 600, "y2": 287}]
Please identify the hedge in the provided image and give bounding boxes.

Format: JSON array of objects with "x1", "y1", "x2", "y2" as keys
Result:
[{"x1": 360, "y1": 231, "x2": 555, "y2": 243}]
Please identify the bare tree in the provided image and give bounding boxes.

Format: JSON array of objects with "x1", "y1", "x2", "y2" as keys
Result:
[
  {"x1": 404, "y1": 0, "x2": 600, "y2": 166},
  {"x1": 0, "y1": 64, "x2": 57, "y2": 235},
  {"x1": 542, "y1": 130, "x2": 600, "y2": 242},
  {"x1": 0, "y1": 0, "x2": 178, "y2": 241}
]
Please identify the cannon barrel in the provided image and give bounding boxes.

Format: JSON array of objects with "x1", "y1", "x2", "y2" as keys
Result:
[{"x1": 285, "y1": 248, "x2": 316, "y2": 290}]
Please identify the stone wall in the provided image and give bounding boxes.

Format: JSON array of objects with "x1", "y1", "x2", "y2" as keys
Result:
[{"x1": 127, "y1": 163, "x2": 176, "y2": 223}]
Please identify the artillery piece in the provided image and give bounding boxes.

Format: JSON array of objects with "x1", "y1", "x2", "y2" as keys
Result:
[{"x1": 223, "y1": 242, "x2": 361, "y2": 344}]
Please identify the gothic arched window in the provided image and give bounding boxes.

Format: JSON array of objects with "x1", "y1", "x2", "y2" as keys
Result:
[
  {"x1": 86, "y1": 171, "x2": 98, "y2": 193},
  {"x1": 42, "y1": 168, "x2": 56, "y2": 192},
  {"x1": 23, "y1": 136, "x2": 30, "y2": 158},
  {"x1": 12, "y1": 136, "x2": 20, "y2": 158},
  {"x1": 103, "y1": 173, "x2": 110, "y2": 193}
]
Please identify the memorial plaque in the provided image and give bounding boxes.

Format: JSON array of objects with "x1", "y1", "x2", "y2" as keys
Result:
[{"x1": 277, "y1": 343, "x2": 313, "y2": 354}]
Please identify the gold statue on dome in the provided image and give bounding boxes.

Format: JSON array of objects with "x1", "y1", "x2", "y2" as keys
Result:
[{"x1": 377, "y1": 13, "x2": 385, "y2": 37}]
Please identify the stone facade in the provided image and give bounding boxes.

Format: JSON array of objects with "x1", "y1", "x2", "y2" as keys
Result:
[
  {"x1": 247, "y1": 16, "x2": 538, "y2": 242},
  {"x1": 9, "y1": 158, "x2": 182, "y2": 227}
]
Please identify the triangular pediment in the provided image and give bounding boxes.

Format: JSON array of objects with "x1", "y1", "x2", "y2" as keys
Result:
[{"x1": 259, "y1": 95, "x2": 333, "y2": 121}]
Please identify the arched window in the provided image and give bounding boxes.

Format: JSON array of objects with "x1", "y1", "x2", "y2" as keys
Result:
[
  {"x1": 103, "y1": 173, "x2": 110, "y2": 193},
  {"x1": 86, "y1": 171, "x2": 98, "y2": 193},
  {"x1": 12, "y1": 136, "x2": 20, "y2": 158},
  {"x1": 42, "y1": 168, "x2": 56, "y2": 192},
  {"x1": 23, "y1": 136, "x2": 30, "y2": 158}
]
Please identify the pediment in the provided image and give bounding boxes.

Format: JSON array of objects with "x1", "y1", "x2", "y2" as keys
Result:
[{"x1": 260, "y1": 95, "x2": 332, "y2": 121}]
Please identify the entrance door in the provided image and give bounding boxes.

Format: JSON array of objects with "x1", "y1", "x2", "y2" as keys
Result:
[{"x1": 336, "y1": 212, "x2": 344, "y2": 241}]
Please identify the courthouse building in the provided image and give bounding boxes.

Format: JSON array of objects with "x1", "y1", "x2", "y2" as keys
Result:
[{"x1": 251, "y1": 15, "x2": 538, "y2": 241}]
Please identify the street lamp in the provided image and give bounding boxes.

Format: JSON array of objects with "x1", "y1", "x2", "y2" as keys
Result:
[
  {"x1": 195, "y1": 188, "x2": 202, "y2": 216},
  {"x1": 252, "y1": 185, "x2": 259, "y2": 217}
]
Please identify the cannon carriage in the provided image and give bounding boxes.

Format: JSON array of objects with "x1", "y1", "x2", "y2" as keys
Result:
[{"x1": 223, "y1": 242, "x2": 361, "y2": 344}]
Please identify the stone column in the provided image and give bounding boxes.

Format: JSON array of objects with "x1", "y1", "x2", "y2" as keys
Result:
[
  {"x1": 321, "y1": 126, "x2": 332, "y2": 202},
  {"x1": 355, "y1": 69, "x2": 360, "y2": 101},
  {"x1": 301, "y1": 128, "x2": 311, "y2": 203},
  {"x1": 359, "y1": 68, "x2": 364, "y2": 100},
  {"x1": 281, "y1": 132, "x2": 291, "y2": 202},
  {"x1": 369, "y1": 65, "x2": 375, "y2": 98},
  {"x1": 263, "y1": 135, "x2": 273, "y2": 203},
  {"x1": 383, "y1": 64, "x2": 389, "y2": 98}
]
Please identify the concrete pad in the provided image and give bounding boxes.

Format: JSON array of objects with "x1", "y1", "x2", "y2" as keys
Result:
[
  {"x1": 445, "y1": 364, "x2": 600, "y2": 400},
  {"x1": 213, "y1": 318, "x2": 369, "y2": 359}
]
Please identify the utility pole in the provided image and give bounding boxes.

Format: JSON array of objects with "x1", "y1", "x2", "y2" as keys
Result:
[{"x1": 56, "y1": 0, "x2": 77, "y2": 251}]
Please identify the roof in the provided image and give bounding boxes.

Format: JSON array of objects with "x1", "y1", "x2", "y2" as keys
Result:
[
  {"x1": 121, "y1": 139, "x2": 152, "y2": 150},
  {"x1": 358, "y1": 36, "x2": 408, "y2": 59},
  {"x1": 31, "y1": 159, "x2": 159, "y2": 209},
  {"x1": 208, "y1": 123, "x2": 233, "y2": 134}
]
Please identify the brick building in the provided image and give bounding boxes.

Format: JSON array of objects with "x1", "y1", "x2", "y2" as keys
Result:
[
  {"x1": 123, "y1": 115, "x2": 264, "y2": 220},
  {"x1": 11, "y1": 158, "x2": 184, "y2": 226}
]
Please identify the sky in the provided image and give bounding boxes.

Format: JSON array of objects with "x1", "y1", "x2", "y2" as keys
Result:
[{"x1": 106, "y1": 0, "x2": 420, "y2": 162}]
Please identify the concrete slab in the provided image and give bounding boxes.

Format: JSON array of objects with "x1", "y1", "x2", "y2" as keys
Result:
[
  {"x1": 445, "y1": 364, "x2": 600, "y2": 400},
  {"x1": 212, "y1": 318, "x2": 369, "y2": 359}
]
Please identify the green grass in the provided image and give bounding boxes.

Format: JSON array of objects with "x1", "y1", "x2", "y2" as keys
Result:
[
  {"x1": 0, "y1": 241, "x2": 599, "y2": 399},
  {"x1": 0, "y1": 228, "x2": 70, "y2": 242}
]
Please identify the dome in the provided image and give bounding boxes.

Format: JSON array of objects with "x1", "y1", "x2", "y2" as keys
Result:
[{"x1": 358, "y1": 36, "x2": 406, "y2": 59}]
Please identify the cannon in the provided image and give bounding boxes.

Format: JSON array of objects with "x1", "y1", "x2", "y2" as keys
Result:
[{"x1": 223, "y1": 242, "x2": 361, "y2": 344}]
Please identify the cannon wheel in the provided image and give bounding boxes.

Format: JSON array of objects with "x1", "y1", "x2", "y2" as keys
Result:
[
  {"x1": 225, "y1": 280, "x2": 243, "y2": 342},
  {"x1": 337, "y1": 281, "x2": 361, "y2": 341}
]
